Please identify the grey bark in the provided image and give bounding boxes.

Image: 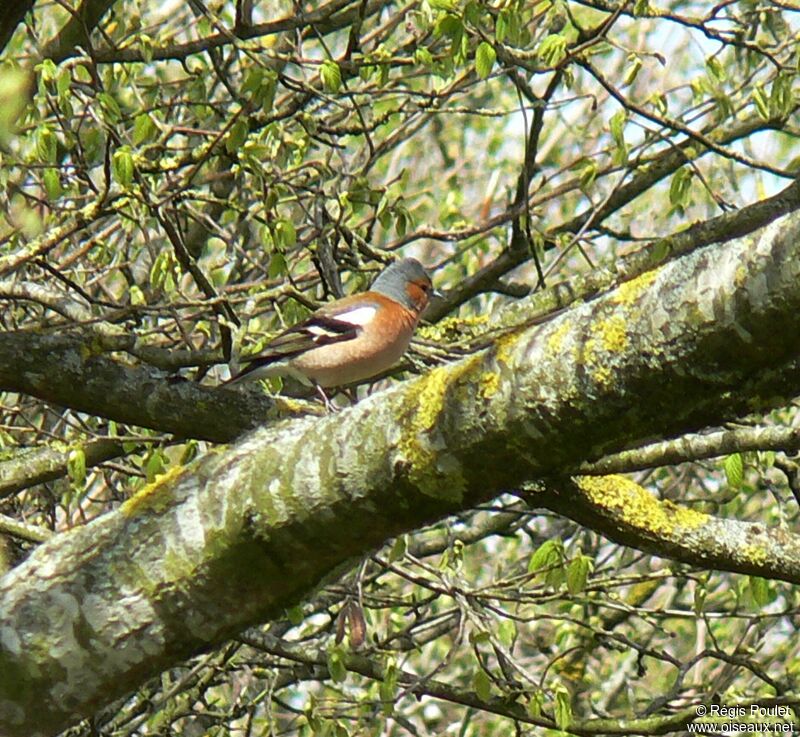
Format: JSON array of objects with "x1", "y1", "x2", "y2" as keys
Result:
[{"x1": 3, "y1": 212, "x2": 800, "y2": 735}]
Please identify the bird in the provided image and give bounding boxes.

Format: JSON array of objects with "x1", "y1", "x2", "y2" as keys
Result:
[{"x1": 225, "y1": 258, "x2": 436, "y2": 391}]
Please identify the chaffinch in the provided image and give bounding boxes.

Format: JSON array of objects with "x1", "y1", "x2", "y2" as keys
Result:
[{"x1": 226, "y1": 258, "x2": 435, "y2": 389}]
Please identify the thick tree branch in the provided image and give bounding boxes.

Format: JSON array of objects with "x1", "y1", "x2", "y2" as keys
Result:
[
  {"x1": 485, "y1": 175, "x2": 800, "y2": 335},
  {"x1": 0, "y1": 2, "x2": 34, "y2": 55},
  {"x1": 538, "y1": 476, "x2": 800, "y2": 583},
  {"x1": 0, "y1": 332, "x2": 280, "y2": 442},
  {"x1": 4, "y1": 212, "x2": 800, "y2": 735},
  {"x1": 40, "y1": 0, "x2": 117, "y2": 61}
]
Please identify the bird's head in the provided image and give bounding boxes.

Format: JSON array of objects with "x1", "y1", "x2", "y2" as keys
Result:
[{"x1": 371, "y1": 258, "x2": 436, "y2": 313}]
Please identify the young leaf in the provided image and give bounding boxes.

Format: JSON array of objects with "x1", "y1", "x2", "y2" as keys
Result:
[
  {"x1": 475, "y1": 41, "x2": 496, "y2": 80},
  {"x1": 67, "y1": 448, "x2": 86, "y2": 487},
  {"x1": 748, "y1": 576, "x2": 770, "y2": 608},
  {"x1": 112, "y1": 147, "x2": 134, "y2": 187},
  {"x1": 528, "y1": 538, "x2": 564, "y2": 574},
  {"x1": 566, "y1": 555, "x2": 593, "y2": 595},
  {"x1": 43, "y1": 168, "x2": 62, "y2": 200},
  {"x1": 474, "y1": 669, "x2": 491, "y2": 702},
  {"x1": 724, "y1": 453, "x2": 744, "y2": 489},
  {"x1": 133, "y1": 113, "x2": 158, "y2": 145},
  {"x1": 497, "y1": 618, "x2": 517, "y2": 648},
  {"x1": 321, "y1": 60, "x2": 342, "y2": 93},
  {"x1": 328, "y1": 648, "x2": 348, "y2": 683},
  {"x1": 554, "y1": 686, "x2": 573, "y2": 730}
]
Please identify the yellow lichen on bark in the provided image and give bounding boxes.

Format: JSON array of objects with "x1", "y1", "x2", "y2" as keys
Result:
[
  {"x1": 575, "y1": 475, "x2": 708, "y2": 535},
  {"x1": 612, "y1": 270, "x2": 659, "y2": 306},
  {"x1": 121, "y1": 465, "x2": 185, "y2": 517},
  {"x1": 395, "y1": 358, "x2": 485, "y2": 503},
  {"x1": 479, "y1": 371, "x2": 500, "y2": 399},
  {"x1": 546, "y1": 321, "x2": 572, "y2": 354}
]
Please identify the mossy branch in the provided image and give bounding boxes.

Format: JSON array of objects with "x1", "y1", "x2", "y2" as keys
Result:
[{"x1": 4, "y1": 212, "x2": 800, "y2": 735}]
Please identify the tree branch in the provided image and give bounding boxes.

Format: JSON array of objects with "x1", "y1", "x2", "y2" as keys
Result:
[
  {"x1": 0, "y1": 332, "x2": 281, "y2": 443},
  {"x1": 577, "y1": 425, "x2": 800, "y2": 476},
  {"x1": 539, "y1": 475, "x2": 800, "y2": 584},
  {"x1": 427, "y1": 118, "x2": 798, "y2": 321},
  {"x1": 4, "y1": 212, "x2": 800, "y2": 735},
  {"x1": 0, "y1": 1, "x2": 34, "y2": 55}
]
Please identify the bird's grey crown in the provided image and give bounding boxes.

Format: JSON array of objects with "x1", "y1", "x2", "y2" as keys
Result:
[{"x1": 370, "y1": 258, "x2": 430, "y2": 308}]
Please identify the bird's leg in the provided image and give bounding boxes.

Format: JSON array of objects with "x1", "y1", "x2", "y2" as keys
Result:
[{"x1": 314, "y1": 383, "x2": 338, "y2": 413}]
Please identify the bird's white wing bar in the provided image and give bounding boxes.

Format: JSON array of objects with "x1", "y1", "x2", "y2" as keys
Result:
[{"x1": 329, "y1": 305, "x2": 377, "y2": 327}]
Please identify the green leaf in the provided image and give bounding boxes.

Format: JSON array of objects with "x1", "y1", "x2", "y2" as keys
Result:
[
  {"x1": 129, "y1": 285, "x2": 145, "y2": 306},
  {"x1": 428, "y1": 0, "x2": 456, "y2": 10},
  {"x1": 37, "y1": 58, "x2": 57, "y2": 83},
  {"x1": 145, "y1": 450, "x2": 165, "y2": 482},
  {"x1": 464, "y1": 1, "x2": 482, "y2": 26},
  {"x1": 769, "y1": 73, "x2": 793, "y2": 118},
  {"x1": 497, "y1": 618, "x2": 517, "y2": 648},
  {"x1": 140, "y1": 34, "x2": 154, "y2": 63},
  {"x1": 327, "y1": 647, "x2": 347, "y2": 683},
  {"x1": 112, "y1": 147, "x2": 134, "y2": 187},
  {"x1": 0, "y1": 66, "x2": 28, "y2": 143},
  {"x1": 321, "y1": 60, "x2": 342, "y2": 93},
  {"x1": 705, "y1": 55, "x2": 726, "y2": 82},
  {"x1": 36, "y1": 127, "x2": 57, "y2": 164},
  {"x1": 609, "y1": 111, "x2": 628, "y2": 164},
  {"x1": 623, "y1": 56, "x2": 642, "y2": 86},
  {"x1": 379, "y1": 661, "x2": 398, "y2": 715},
  {"x1": 528, "y1": 538, "x2": 564, "y2": 574},
  {"x1": 527, "y1": 689, "x2": 545, "y2": 718},
  {"x1": 579, "y1": 159, "x2": 597, "y2": 189},
  {"x1": 668, "y1": 166, "x2": 693, "y2": 208},
  {"x1": 287, "y1": 605, "x2": 304, "y2": 625},
  {"x1": 244, "y1": 68, "x2": 277, "y2": 111},
  {"x1": 388, "y1": 535, "x2": 407, "y2": 563},
  {"x1": 274, "y1": 219, "x2": 297, "y2": 248},
  {"x1": 495, "y1": 13, "x2": 508, "y2": 43},
  {"x1": 554, "y1": 686, "x2": 573, "y2": 730},
  {"x1": 566, "y1": 555, "x2": 593, "y2": 595},
  {"x1": 473, "y1": 668, "x2": 491, "y2": 702},
  {"x1": 56, "y1": 68, "x2": 70, "y2": 98},
  {"x1": 43, "y1": 168, "x2": 62, "y2": 200},
  {"x1": 268, "y1": 252, "x2": 287, "y2": 278},
  {"x1": 414, "y1": 47, "x2": 433, "y2": 66},
  {"x1": 225, "y1": 119, "x2": 249, "y2": 154},
  {"x1": 649, "y1": 91, "x2": 668, "y2": 115},
  {"x1": 609, "y1": 110, "x2": 626, "y2": 149},
  {"x1": 150, "y1": 250, "x2": 176, "y2": 291},
  {"x1": 724, "y1": 453, "x2": 744, "y2": 489},
  {"x1": 67, "y1": 448, "x2": 86, "y2": 487},
  {"x1": 475, "y1": 41, "x2": 496, "y2": 80},
  {"x1": 133, "y1": 113, "x2": 158, "y2": 145},
  {"x1": 435, "y1": 14, "x2": 463, "y2": 42},
  {"x1": 97, "y1": 91, "x2": 121, "y2": 123},
  {"x1": 694, "y1": 582, "x2": 707, "y2": 615},
  {"x1": 748, "y1": 576, "x2": 770, "y2": 608},
  {"x1": 537, "y1": 34, "x2": 567, "y2": 66}
]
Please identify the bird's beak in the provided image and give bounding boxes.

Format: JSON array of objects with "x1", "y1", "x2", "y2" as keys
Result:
[{"x1": 431, "y1": 288, "x2": 445, "y2": 300}]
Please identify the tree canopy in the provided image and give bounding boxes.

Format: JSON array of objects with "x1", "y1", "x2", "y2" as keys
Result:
[{"x1": 1, "y1": 1, "x2": 800, "y2": 736}]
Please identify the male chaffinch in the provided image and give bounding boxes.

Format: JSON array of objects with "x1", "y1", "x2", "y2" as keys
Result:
[{"x1": 226, "y1": 258, "x2": 436, "y2": 389}]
